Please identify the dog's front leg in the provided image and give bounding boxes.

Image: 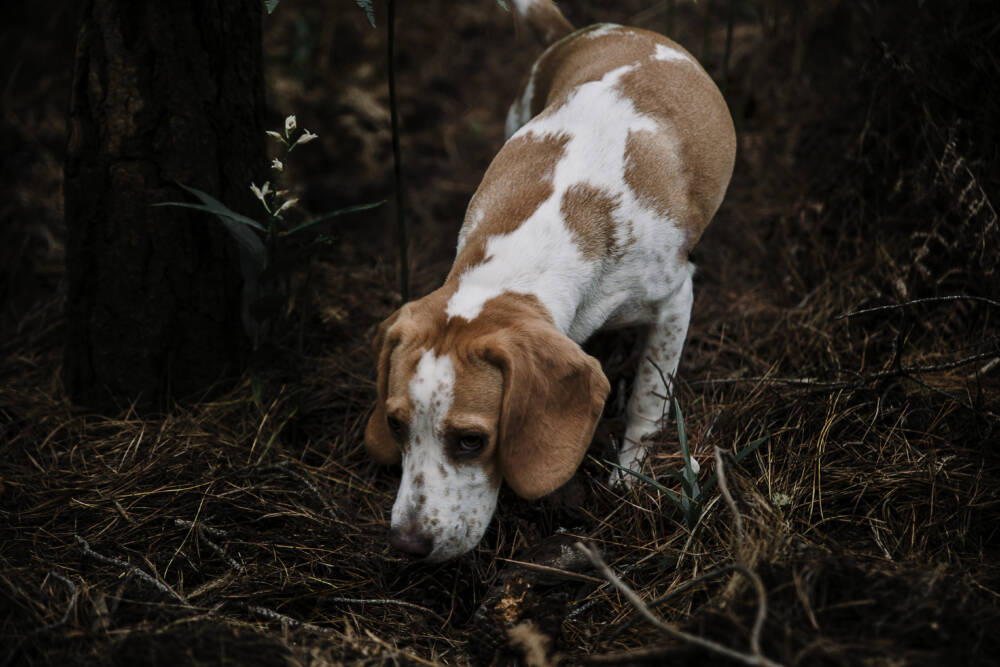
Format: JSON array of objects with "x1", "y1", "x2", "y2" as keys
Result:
[{"x1": 611, "y1": 270, "x2": 694, "y2": 487}]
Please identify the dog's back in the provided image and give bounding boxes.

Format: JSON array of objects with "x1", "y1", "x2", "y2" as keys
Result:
[
  {"x1": 505, "y1": 12, "x2": 736, "y2": 254},
  {"x1": 454, "y1": 5, "x2": 736, "y2": 342}
]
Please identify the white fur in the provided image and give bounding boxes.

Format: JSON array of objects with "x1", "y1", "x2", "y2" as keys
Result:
[
  {"x1": 390, "y1": 350, "x2": 500, "y2": 562},
  {"x1": 583, "y1": 23, "x2": 621, "y2": 39},
  {"x1": 448, "y1": 62, "x2": 690, "y2": 345},
  {"x1": 653, "y1": 42, "x2": 694, "y2": 64}
]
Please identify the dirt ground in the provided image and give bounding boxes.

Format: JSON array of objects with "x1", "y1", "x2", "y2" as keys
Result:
[{"x1": 2, "y1": 1, "x2": 999, "y2": 665}]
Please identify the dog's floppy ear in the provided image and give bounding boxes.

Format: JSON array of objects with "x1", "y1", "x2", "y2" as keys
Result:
[
  {"x1": 364, "y1": 309, "x2": 405, "y2": 464},
  {"x1": 485, "y1": 321, "x2": 610, "y2": 499}
]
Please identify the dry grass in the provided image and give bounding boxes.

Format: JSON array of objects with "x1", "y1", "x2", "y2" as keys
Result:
[{"x1": 2, "y1": 1, "x2": 999, "y2": 665}]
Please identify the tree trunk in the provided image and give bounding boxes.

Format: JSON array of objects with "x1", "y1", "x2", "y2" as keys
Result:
[{"x1": 64, "y1": 0, "x2": 265, "y2": 411}]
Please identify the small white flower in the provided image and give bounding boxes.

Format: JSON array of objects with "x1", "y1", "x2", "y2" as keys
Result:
[
  {"x1": 689, "y1": 457, "x2": 700, "y2": 474},
  {"x1": 271, "y1": 158, "x2": 284, "y2": 172},
  {"x1": 296, "y1": 129, "x2": 318, "y2": 145},
  {"x1": 266, "y1": 130, "x2": 284, "y2": 142},
  {"x1": 260, "y1": 181, "x2": 271, "y2": 197},
  {"x1": 250, "y1": 182, "x2": 265, "y2": 202},
  {"x1": 285, "y1": 115, "x2": 297, "y2": 135},
  {"x1": 772, "y1": 492, "x2": 792, "y2": 507},
  {"x1": 275, "y1": 198, "x2": 299, "y2": 215}
]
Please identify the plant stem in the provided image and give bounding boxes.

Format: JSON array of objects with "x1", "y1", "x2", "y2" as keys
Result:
[{"x1": 387, "y1": 0, "x2": 409, "y2": 302}]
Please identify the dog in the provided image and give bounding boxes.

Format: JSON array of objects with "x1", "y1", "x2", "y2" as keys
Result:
[{"x1": 365, "y1": 0, "x2": 736, "y2": 561}]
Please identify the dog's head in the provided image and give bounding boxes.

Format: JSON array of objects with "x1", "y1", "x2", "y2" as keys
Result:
[{"x1": 365, "y1": 293, "x2": 609, "y2": 561}]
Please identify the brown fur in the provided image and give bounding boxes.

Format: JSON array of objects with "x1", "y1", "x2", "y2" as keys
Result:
[
  {"x1": 364, "y1": 308, "x2": 405, "y2": 464},
  {"x1": 619, "y1": 52, "x2": 736, "y2": 250},
  {"x1": 515, "y1": 25, "x2": 736, "y2": 255},
  {"x1": 560, "y1": 183, "x2": 622, "y2": 260},
  {"x1": 365, "y1": 292, "x2": 609, "y2": 499},
  {"x1": 450, "y1": 132, "x2": 569, "y2": 278}
]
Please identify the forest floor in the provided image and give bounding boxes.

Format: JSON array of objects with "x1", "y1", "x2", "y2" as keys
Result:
[{"x1": 2, "y1": 1, "x2": 999, "y2": 665}]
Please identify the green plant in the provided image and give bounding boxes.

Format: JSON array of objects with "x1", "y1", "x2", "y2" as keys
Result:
[
  {"x1": 156, "y1": 115, "x2": 383, "y2": 348},
  {"x1": 605, "y1": 399, "x2": 769, "y2": 529}
]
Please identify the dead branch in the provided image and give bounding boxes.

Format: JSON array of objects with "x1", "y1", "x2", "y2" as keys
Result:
[
  {"x1": 576, "y1": 542, "x2": 783, "y2": 667},
  {"x1": 246, "y1": 604, "x2": 335, "y2": 634},
  {"x1": 75, "y1": 534, "x2": 188, "y2": 605},
  {"x1": 174, "y1": 519, "x2": 244, "y2": 572},
  {"x1": 835, "y1": 295, "x2": 1000, "y2": 320},
  {"x1": 715, "y1": 446, "x2": 745, "y2": 541}
]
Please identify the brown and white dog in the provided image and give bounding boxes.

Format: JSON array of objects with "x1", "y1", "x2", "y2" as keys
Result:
[{"x1": 366, "y1": 0, "x2": 736, "y2": 561}]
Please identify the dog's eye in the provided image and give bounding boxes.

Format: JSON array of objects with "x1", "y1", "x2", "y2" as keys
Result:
[
  {"x1": 457, "y1": 433, "x2": 485, "y2": 456},
  {"x1": 386, "y1": 415, "x2": 405, "y2": 439}
]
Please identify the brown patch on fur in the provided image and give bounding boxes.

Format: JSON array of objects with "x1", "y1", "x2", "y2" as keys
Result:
[
  {"x1": 512, "y1": 26, "x2": 735, "y2": 254},
  {"x1": 525, "y1": 25, "x2": 656, "y2": 118},
  {"x1": 473, "y1": 295, "x2": 609, "y2": 499},
  {"x1": 618, "y1": 42, "x2": 736, "y2": 251},
  {"x1": 364, "y1": 309, "x2": 404, "y2": 464},
  {"x1": 561, "y1": 183, "x2": 624, "y2": 260},
  {"x1": 450, "y1": 132, "x2": 569, "y2": 278}
]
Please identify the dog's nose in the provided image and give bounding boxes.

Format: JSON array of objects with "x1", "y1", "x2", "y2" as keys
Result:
[{"x1": 389, "y1": 525, "x2": 434, "y2": 559}]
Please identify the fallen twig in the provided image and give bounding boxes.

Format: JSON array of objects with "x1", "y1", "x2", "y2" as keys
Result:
[
  {"x1": 835, "y1": 295, "x2": 1000, "y2": 320},
  {"x1": 326, "y1": 596, "x2": 447, "y2": 625},
  {"x1": 607, "y1": 564, "x2": 738, "y2": 641},
  {"x1": 247, "y1": 604, "x2": 335, "y2": 634},
  {"x1": 495, "y1": 557, "x2": 606, "y2": 585},
  {"x1": 174, "y1": 519, "x2": 244, "y2": 572},
  {"x1": 75, "y1": 534, "x2": 188, "y2": 605},
  {"x1": 576, "y1": 542, "x2": 783, "y2": 667},
  {"x1": 692, "y1": 347, "x2": 999, "y2": 393},
  {"x1": 715, "y1": 446, "x2": 745, "y2": 541}
]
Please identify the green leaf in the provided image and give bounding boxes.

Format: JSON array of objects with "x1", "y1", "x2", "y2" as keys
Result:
[
  {"x1": 733, "y1": 433, "x2": 769, "y2": 466},
  {"x1": 223, "y1": 219, "x2": 268, "y2": 272},
  {"x1": 166, "y1": 202, "x2": 269, "y2": 272},
  {"x1": 153, "y1": 185, "x2": 267, "y2": 270},
  {"x1": 496, "y1": 0, "x2": 510, "y2": 10},
  {"x1": 602, "y1": 458, "x2": 683, "y2": 505},
  {"x1": 264, "y1": 0, "x2": 280, "y2": 14},
  {"x1": 674, "y1": 398, "x2": 701, "y2": 504},
  {"x1": 699, "y1": 433, "x2": 770, "y2": 497},
  {"x1": 153, "y1": 181, "x2": 267, "y2": 232},
  {"x1": 355, "y1": 0, "x2": 375, "y2": 27},
  {"x1": 282, "y1": 200, "x2": 385, "y2": 236},
  {"x1": 674, "y1": 398, "x2": 690, "y2": 470},
  {"x1": 154, "y1": 202, "x2": 267, "y2": 233}
]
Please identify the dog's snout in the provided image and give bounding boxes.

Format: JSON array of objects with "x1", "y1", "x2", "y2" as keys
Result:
[{"x1": 389, "y1": 524, "x2": 434, "y2": 559}]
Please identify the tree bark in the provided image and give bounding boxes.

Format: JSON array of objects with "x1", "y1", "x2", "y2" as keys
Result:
[{"x1": 64, "y1": 0, "x2": 265, "y2": 411}]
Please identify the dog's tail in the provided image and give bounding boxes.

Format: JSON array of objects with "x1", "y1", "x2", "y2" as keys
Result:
[{"x1": 510, "y1": 0, "x2": 574, "y2": 46}]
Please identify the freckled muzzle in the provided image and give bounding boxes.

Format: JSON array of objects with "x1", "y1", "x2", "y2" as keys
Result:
[{"x1": 388, "y1": 451, "x2": 501, "y2": 562}]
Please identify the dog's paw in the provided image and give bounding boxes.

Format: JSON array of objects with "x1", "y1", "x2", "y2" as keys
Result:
[{"x1": 608, "y1": 445, "x2": 648, "y2": 489}]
